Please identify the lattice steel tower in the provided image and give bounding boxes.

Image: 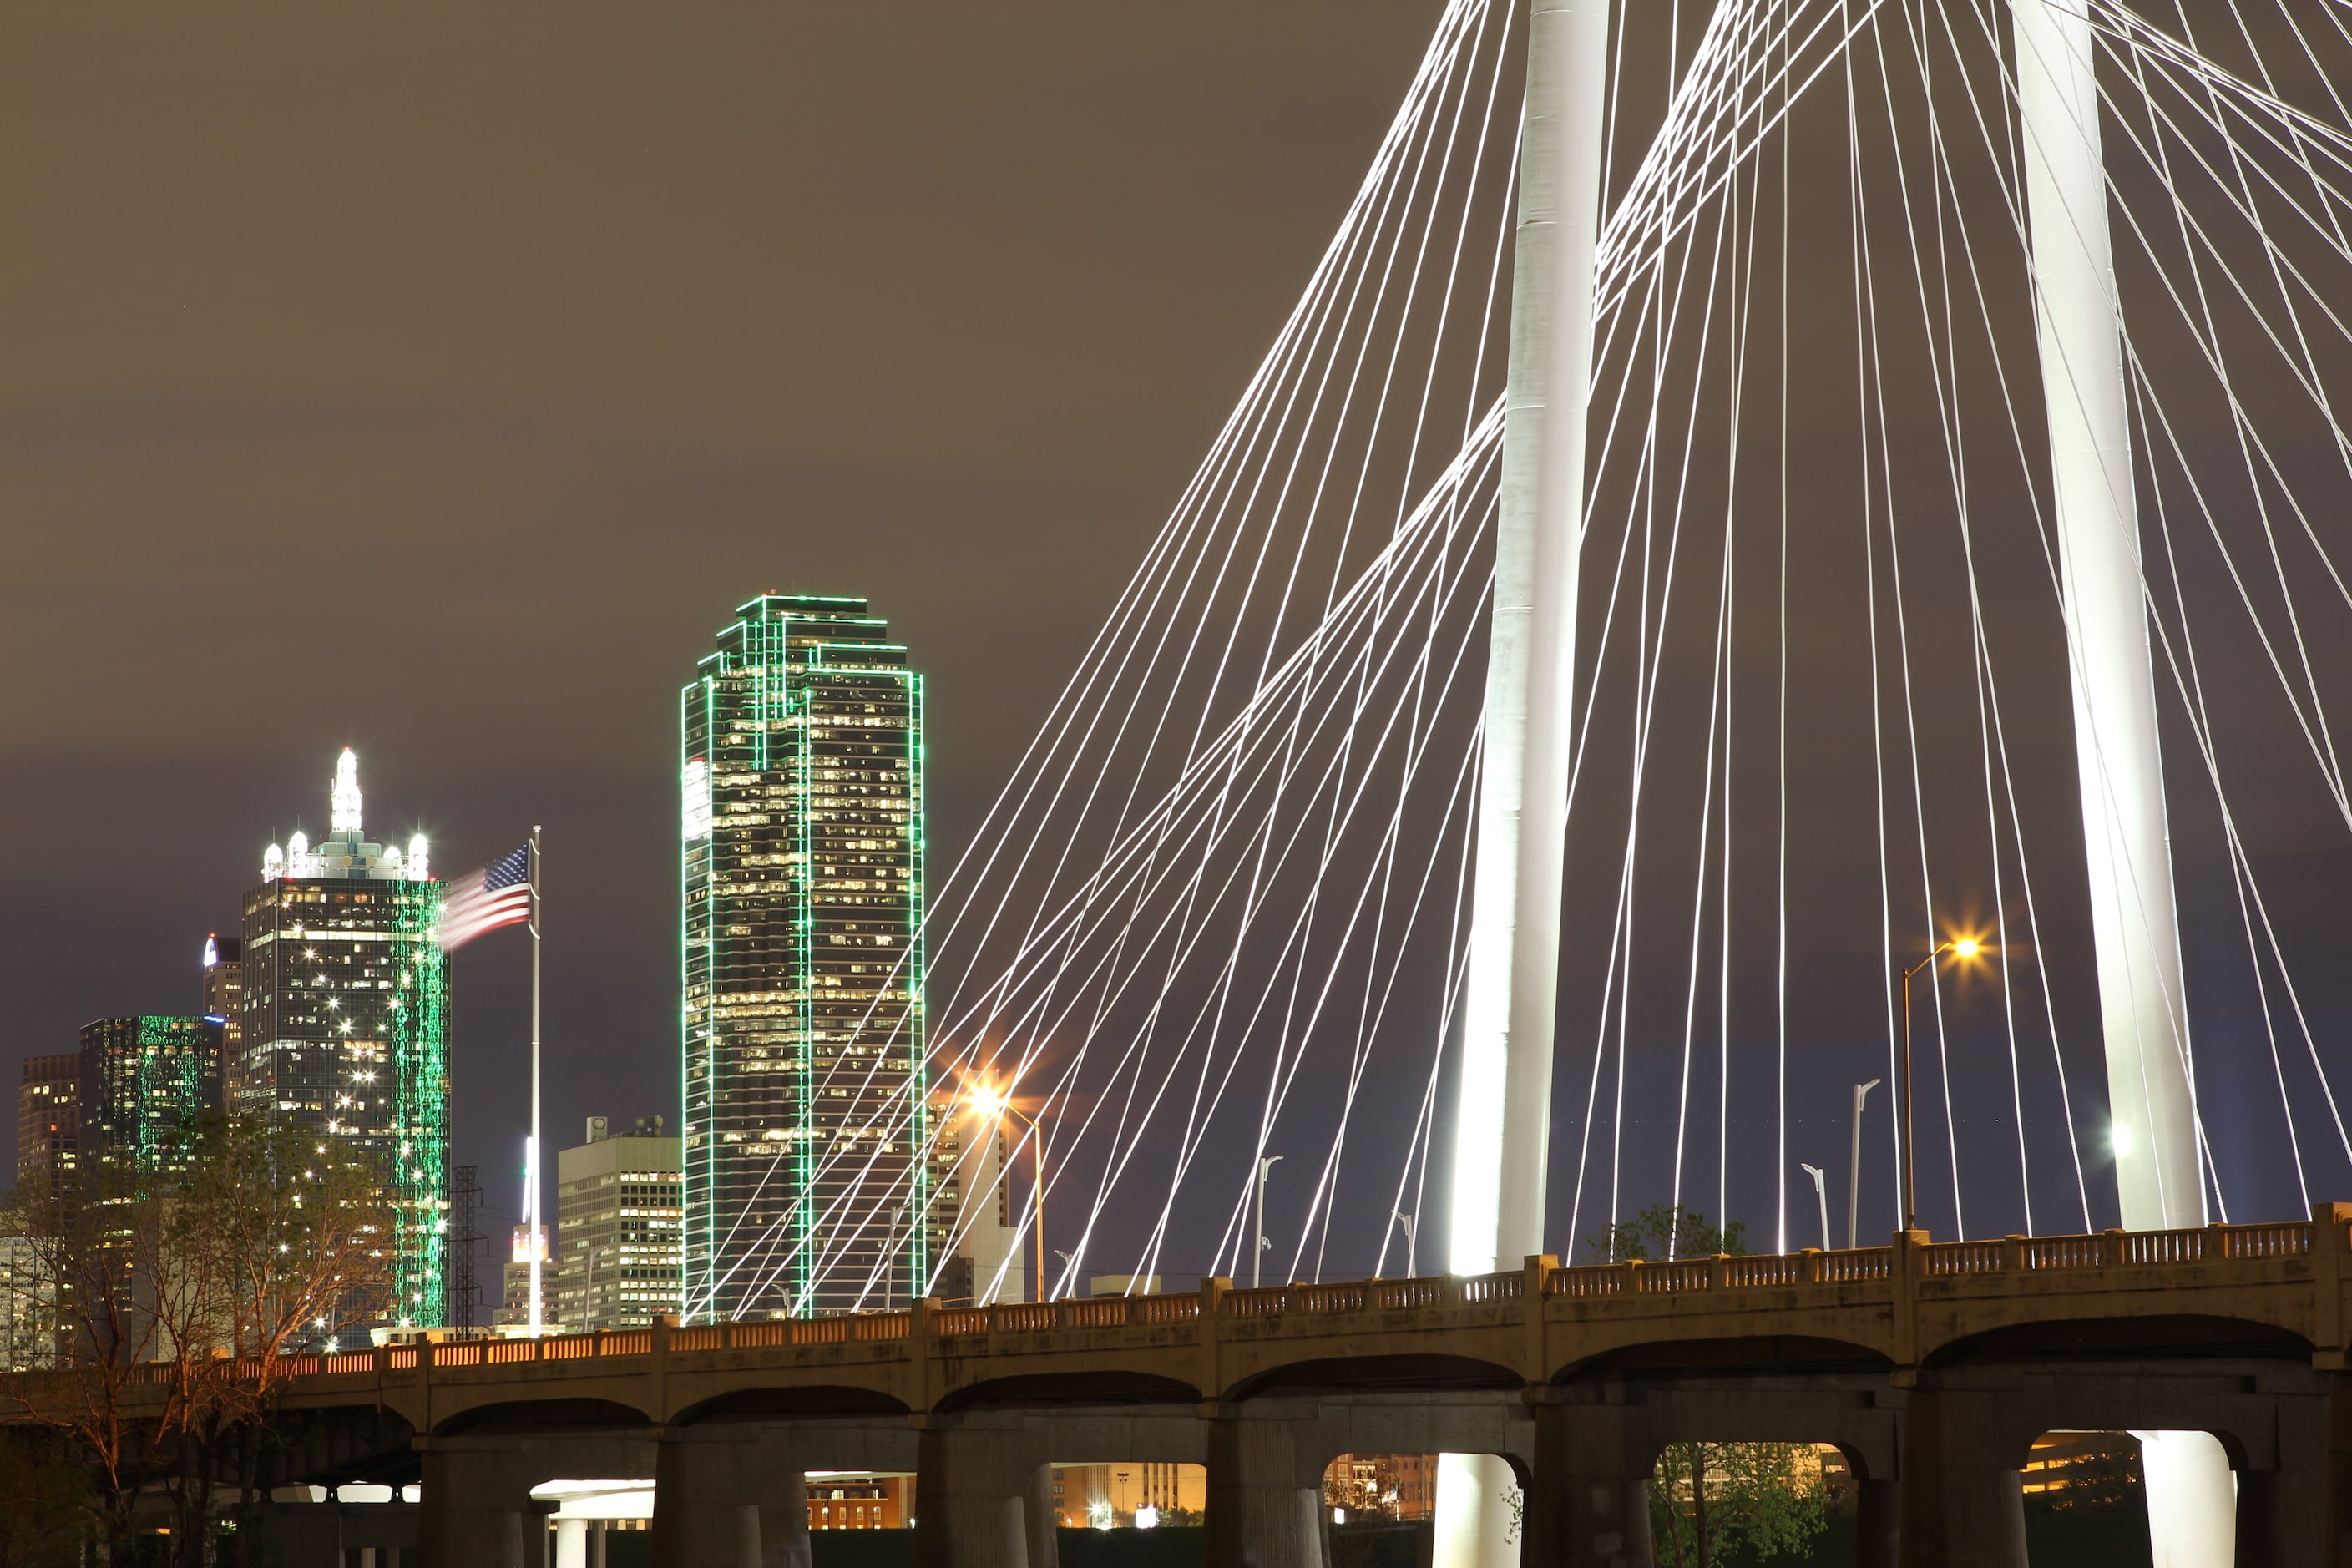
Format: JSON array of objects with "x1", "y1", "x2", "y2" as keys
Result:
[{"x1": 681, "y1": 594, "x2": 929, "y2": 1319}]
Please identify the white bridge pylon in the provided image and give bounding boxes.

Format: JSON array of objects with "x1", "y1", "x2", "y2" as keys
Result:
[{"x1": 1449, "y1": 0, "x2": 2224, "y2": 1560}]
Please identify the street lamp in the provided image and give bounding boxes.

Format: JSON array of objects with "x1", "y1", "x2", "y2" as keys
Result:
[
  {"x1": 1253, "y1": 1155, "x2": 1284, "y2": 1288},
  {"x1": 1800, "y1": 1164, "x2": 1830, "y2": 1252},
  {"x1": 1847, "y1": 1078, "x2": 1881, "y2": 1250},
  {"x1": 580, "y1": 1242, "x2": 610, "y2": 1333},
  {"x1": 1898, "y1": 938, "x2": 1982, "y2": 1234},
  {"x1": 972, "y1": 1085, "x2": 1050, "y2": 1302},
  {"x1": 1392, "y1": 1209, "x2": 1418, "y2": 1277}
]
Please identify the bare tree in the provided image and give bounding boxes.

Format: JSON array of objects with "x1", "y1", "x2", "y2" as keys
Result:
[
  {"x1": 176, "y1": 1115, "x2": 393, "y2": 1565},
  {"x1": 0, "y1": 1149, "x2": 173, "y2": 1560},
  {"x1": 0, "y1": 1114, "x2": 394, "y2": 1566}
]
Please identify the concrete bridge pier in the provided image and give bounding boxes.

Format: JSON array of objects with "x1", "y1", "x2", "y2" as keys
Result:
[
  {"x1": 914, "y1": 1402, "x2": 1211, "y2": 1566},
  {"x1": 1523, "y1": 1399, "x2": 1651, "y2": 1568},
  {"x1": 1892, "y1": 1386, "x2": 2026, "y2": 1568},
  {"x1": 650, "y1": 1425, "x2": 813, "y2": 1568},
  {"x1": 1852, "y1": 1475, "x2": 1899, "y2": 1568},
  {"x1": 416, "y1": 1429, "x2": 658, "y2": 1568},
  {"x1": 1202, "y1": 1404, "x2": 1328, "y2": 1568}
]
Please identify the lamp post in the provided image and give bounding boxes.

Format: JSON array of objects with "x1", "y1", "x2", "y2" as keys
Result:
[
  {"x1": 1253, "y1": 1155, "x2": 1284, "y2": 1288},
  {"x1": 1898, "y1": 940, "x2": 1980, "y2": 1234},
  {"x1": 1392, "y1": 1210, "x2": 1418, "y2": 1277},
  {"x1": 1800, "y1": 1164, "x2": 1830, "y2": 1252},
  {"x1": 973, "y1": 1087, "x2": 1049, "y2": 1302},
  {"x1": 1847, "y1": 1078, "x2": 1880, "y2": 1250},
  {"x1": 579, "y1": 1242, "x2": 612, "y2": 1333}
]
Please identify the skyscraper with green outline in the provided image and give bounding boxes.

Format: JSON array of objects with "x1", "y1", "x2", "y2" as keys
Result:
[
  {"x1": 681, "y1": 594, "x2": 928, "y2": 1319},
  {"x1": 78, "y1": 1016, "x2": 222, "y2": 1176},
  {"x1": 241, "y1": 749, "x2": 448, "y2": 1328}
]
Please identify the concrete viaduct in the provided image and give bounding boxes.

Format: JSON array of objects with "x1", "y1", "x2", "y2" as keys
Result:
[{"x1": 18, "y1": 1210, "x2": 2352, "y2": 1566}]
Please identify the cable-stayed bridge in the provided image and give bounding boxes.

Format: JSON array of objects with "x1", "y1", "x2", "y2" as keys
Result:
[
  {"x1": 751, "y1": 0, "x2": 2352, "y2": 1324},
  {"x1": 670, "y1": 0, "x2": 2352, "y2": 1559},
  {"x1": 16, "y1": 0, "x2": 2352, "y2": 1563}
]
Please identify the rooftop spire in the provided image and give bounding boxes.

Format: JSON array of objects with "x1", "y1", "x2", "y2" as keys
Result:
[{"x1": 331, "y1": 747, "x2": 362, "y2": 835}]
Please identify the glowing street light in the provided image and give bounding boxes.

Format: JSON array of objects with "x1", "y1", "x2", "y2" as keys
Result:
[
  {"x1": 969, "y1": 1084, "x2": 1050, "y2": 1302},
  {"x1": 1897, "y1": 937, "x2": 1986, "y2": 1234}
]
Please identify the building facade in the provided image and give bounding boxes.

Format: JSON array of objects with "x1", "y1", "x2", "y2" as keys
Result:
[
  {"x1": 77, "y1": 1016, "x2": 222, "y2": 1174},
  {"x1": 201, "y1": 933, "x2": 243, "y2": 1063},
  {"x1": 930, "y1": 1098, "x2": 1020, "y2": 1305},
  {"x1": 0, "y1": 1234, "x2": 57, "y2": 1371},
  {"x1": 553, "y1": 1116, "x2": 684, "y2": 1331},
  {"x1": 491, "y1": 1224, "x2": 549, "y2": 1330},
  {"x1": 16, "y1": 1053, "x2": 78, "y2": 1191},
  {"x1": 681, "y1": 594, "x2": 930, "y2": 1319},
  {"x1": 241, "y1": 748, "x2": 448, "y2": 1326}
]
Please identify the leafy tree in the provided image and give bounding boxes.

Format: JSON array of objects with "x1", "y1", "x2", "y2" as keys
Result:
[
  {"x1": 1648, "y1": 1442, "x2": 1828, "y2": 1567},
  {"x1": 1585, "y1": 1202, "x2": 1748, "y2": 1263}
]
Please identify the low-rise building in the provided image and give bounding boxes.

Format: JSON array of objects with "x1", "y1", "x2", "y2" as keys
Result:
[{"x1": 553, "y1": 1117, "x2": 682, "y2": 1331}]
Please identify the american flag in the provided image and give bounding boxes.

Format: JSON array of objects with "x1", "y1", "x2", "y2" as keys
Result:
[{"x1": 438, "y1": 844, "x2": 533, "y2": 951}]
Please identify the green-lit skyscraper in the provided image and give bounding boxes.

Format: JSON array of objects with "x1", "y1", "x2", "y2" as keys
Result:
[
  {"x1": 78, "y1": 1016, "x2": 222, "y2": 1176},
  {"x1": 240, "y1": 749, "x2": 449, "y2": 1326},
  {"x1": 682, "y1": 594, "x2": 928, "y2": 1319}
]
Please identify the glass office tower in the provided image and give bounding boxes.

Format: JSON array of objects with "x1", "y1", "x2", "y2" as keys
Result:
[
  {"x1": 681, "y1": 594, "x2": 928, "y2": 1319},
  {"x1": 241, "y1": 749, "x2": 449, "y2": 1326}
]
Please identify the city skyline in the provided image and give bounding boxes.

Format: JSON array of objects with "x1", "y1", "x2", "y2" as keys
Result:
[
  {"x1": 0, "y1": 4, "x2": 1434, "y2": 1275},
  {"x1": 8, "y1": 2, "x2": 2351, "y2": 1283}
]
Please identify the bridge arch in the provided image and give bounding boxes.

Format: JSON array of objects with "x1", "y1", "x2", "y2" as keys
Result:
[
  {"x1": 937, "y1": 1368, "x2": 1200, "y2": 1414},
  {"x1": 1225, "y1": 1351, "x2": 1521, "y2": 1404},
  {"x1": 431, "y1": 1395, "x2": 655, "y2": 1439},
  {"x1": 1550, "y1": 1332, "x2": 1894, "y2": 1387},
  {"x1": 670, "y1": 1384, "x2": 909, "y2": 1425}
]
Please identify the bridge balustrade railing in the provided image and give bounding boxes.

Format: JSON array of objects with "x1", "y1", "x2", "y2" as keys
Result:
[
  {"x1": 1633, "y1": 1260, "x2": 1713, "y2": 1293},
  {"x1": 1223, "y1": 1287, "x2": 1290, "y2": 1318},
  {"x1": 1459, "y1": 1272, "x2": 1522, "y2": 1304},
  {"x1": 2018, "y1": 1234, "x2": 2102, "y2": 1270},
  {"x1": 988, "y1": 1302, "x2": 1057, "y2": 1333},
  {"x1": 1809, "y1": 1247, "x2": 1893, "y2": 1282},
  {"x1": 78, "y1": 1215, "x2": 2343, "y2": 1389},
  {"x1": 1546, "y1": 1264, "x2": 1625, "y2": 1297},
  {"x1": 1923, "y1": 1241, "x2": 2006, "y2": 1276},
  {"x1": 1724, "y1": 1255, "x2": 1805, "y2": 1287},
  {"x1": 1373, "y1": 1277, "x2": 1449, "y2": 1308},
  {"x1": 1134, "y1": 1293, "x2": 1200, "y2": 1323},
  {"x1": 2220, "y1": 1222, "x2": 2313, "y2": 1259}
]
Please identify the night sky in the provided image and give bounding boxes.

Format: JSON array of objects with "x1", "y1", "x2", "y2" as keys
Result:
[
  {"x1": 1, "y1": 3, "x2": 1447, "y2": 1241},
  {"x1": 8, "y1": 3, "x2": 2351, "y2": 1274}
]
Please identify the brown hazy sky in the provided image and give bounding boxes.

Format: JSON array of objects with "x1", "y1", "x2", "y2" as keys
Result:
[
  {"x1": 0, "y1": 3, "x2": 1442, "y2": 1211},
  {"x1": 12, "y1": 4, "x2": 2352, "y2": 1262}
]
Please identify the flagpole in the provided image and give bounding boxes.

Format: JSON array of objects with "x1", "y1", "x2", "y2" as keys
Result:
[{"x1": 528, "y1": 823, "x2": 544, "y2": 1335}]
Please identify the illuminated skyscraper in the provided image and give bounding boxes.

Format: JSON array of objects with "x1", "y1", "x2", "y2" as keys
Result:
[
  {"x1": 201, "y1": 933, "x2": 242, "y2": 1065},
  {"x1": 78, "y1": 1016, "x2": 222, "y2": 1174},
  {"x1": 681, "y1": 594, "x2": 928, "y2": 1318},
  {"x1": 241, "y1": 748, "x2": 448, "y2": 1325},
  {"x1": 16, "y1": 1054, "x2": 78, "y2": 1190}
]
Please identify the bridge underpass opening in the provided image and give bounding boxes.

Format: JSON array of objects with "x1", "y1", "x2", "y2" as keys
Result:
[
  {"x1": 1028, "y1": 1460, "x2": 1206, "y2": 1566},
  {"x1": 529, "y1": 1480, "x2": 653, "y2": 1568},
  {"x1": 1323, "y1": 1453, "x2": 1438, "y2": 1565},
  {"x1": 804, "y1": 1469, "x2": 916, "y2": 1534},
  {"x1": 2021, "y1": 1430, "x2": 2231, "y2": 1568},
  {"x1": 1641, "y1": 1440, "x2": 1863, "y2": 1568}
]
